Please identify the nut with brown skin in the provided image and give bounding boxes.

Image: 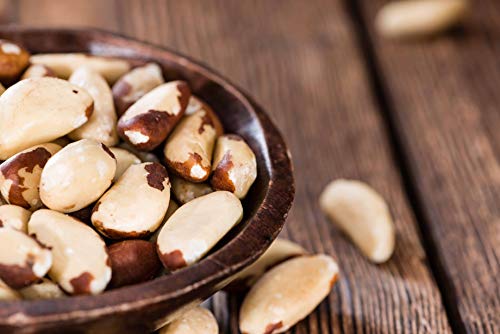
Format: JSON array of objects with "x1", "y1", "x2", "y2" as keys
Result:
[
  {"x1": 0, "y1": 228, "x2": 52, "y2": 289},
  {"x1": 117, "y1": 81, "x2": 190, "y2": 151},
  {"x1": 68, "y1": 66, "x2": 119, "y2": 146},
  {"x1": 0, "y1": 278, "x2": 20, "y2": 300},
  {"x1": 226, "y1": 238, "x2": 306, "y2": 291},
  {"x1": 19, "y1": 277, "x2": 66, "y2": 300},
  {"x1": 239, "y1": 255, "x2": 339, "y2": 334},
  {"x1": 0, "y1": 77, "x2": 94, "y2": 160},
  {"x1": 156, "y1": 191, "x2": 243, "y2": 271},
  {"x1": 21, "y1": 63, "x2": 56, "y2": 80},
  {"x1": 28, "y1": 209, "x2": 111, "y2": 295},
  {"x1": 109, "y1": 147, "x2": 141, "y2": 182},
  {"x1": 0, "y1": 143, "x2": 62, "y2": 210},
  {"x1": 164, "y1": 97, "x2": 222, "y2": 182},
  {"x1": 0, "y1": 39, "x2": 30, "y2": 84},
  {"x1": 0, "y1": 83, "x2": 5, "y2": 96},
  {"x1": 211, "y1": 134, "x2": 257, "y2": 199},
  {"x1": 112, "y1": 62, "x2": 165, "y2": 116},
  {"x1": 0, "y1": 204, "x2": 32, "y2": 232},
  {"x1": 40, "y1": 139, "x2": 116, "y2": 213},
  {"x1": 92, "y1": 162, "x2": 170, "y2": 239},
  {"x1": 159, "y1": 306, "x2": 219, "y2": 334},
  {"x1": 29, "y1": 53, "x2": 131, "y2": 83},
  {"x1": 107, "y1": 240, "x2": 162, "y2": 288},
  {"x1": 171, "y1": 175, "x2": 213, "y2": 204},
  {"x1": 319, "y1": 179, "x2": 395, "y2": 263}
]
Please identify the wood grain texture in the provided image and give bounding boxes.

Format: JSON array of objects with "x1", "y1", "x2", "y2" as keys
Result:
[
  {"x1": 5, "y1": 0, "x2": 453, "y2": 333},
  {"x1": 358, "y1": 0, "x2": 500, "y2": 333}
]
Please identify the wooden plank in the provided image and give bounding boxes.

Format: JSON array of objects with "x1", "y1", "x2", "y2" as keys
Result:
[
  {"x1": 16, "y1": 0, "x2": 451, "y2": 332},
  {"x1": 357, "y1": 1, "x2": 500, "y2": 333}
]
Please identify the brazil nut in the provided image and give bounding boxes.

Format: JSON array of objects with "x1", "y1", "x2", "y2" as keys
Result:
[
  {"x1": 0, "y1": 204, "x2": 32, "y2": 232},
  {"x1": 0, "y1": 39, "x2": 30, "y2": 84}
]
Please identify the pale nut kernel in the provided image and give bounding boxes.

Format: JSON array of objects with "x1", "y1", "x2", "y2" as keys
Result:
[
  {"x1": 0, "y1": 39, "x2": 30, "y2": 84},
  {"x1": 319, "y1": 179, "x2": 395, "y2": 263},
  {"x1": 150, "y1": 199, "x2": 179, "y2": 243},
  {"x1": 171, "y1": 175, "x2": 213, "y2": 204},
  {"x1": 109, "y1": 147, "x2": 141, "y2": 182},
  {"x1": 92, "y1": 162, "x2": 170, "y2": 239},
  {"x1": 0, "y1": 228, "x2": 52, "y2": 289},
  {"x1": 0, "y1": 143, "x2": 62, "y2": 210},
  {"x1": 112, "y1": 62, "x2": 165, "y2": 116},
  {"x1": 107, "y1": 240, "x2": 162, "y2": 288},
  {"x1": 117, "y1": 81, "x2": 190, "y2": 151},
  {"x1": 19, "y1": 277, "x2": 66, "y2": 300},
  {"x1": 239, "y1": 255, "x2": 339, "y2": 334},
  {"x1": 375, "y1": 0, "x2": 469, "y2": 39},
  {"x1": 164, "y1": 97, "x2": 222, "y2": 182},
  {"x1": 40, "y1": 139, "x2": 116, "y2": 213},
  {"x1": 29, "y1": 53, "x2": 131, "y2": 83},
  {"x1": 156, "y1": 191, "x2": 243, "y2": 271},
  {"x1": 0, "y1": 77, "x2": 94, "y2": 160},
  {"x1": 0, "y1": 204, "x2": 32, "y2": 232},
  {"x1": 159, "y1": 306, "x2": 219, "y2": 334},
  {"x1": 118, "y1": 142, "x2": 160, "y2": 163},
  {"x1": 68, "y1": 66, "x2": 119, "y2": 146},
  {"x1": 211, "y1": 134, "x2": 257, "y2": 199},
  {"x1": 227, "y1": 238, "x2": 306, "y2": 291},
  {"x1": 28, "y1": 209, "x2": 111, "y2": 295},
  {"x1": 0, "y1": 278, "x2": 20, "y2": 300},
  {"x1": 21, "y1": 64, "x2": 56, "y2": 80}
]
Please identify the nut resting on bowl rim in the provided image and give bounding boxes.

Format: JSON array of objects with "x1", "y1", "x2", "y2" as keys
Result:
[{"x1": 0, "y1": 27, "x2": 294, "y2": 334}]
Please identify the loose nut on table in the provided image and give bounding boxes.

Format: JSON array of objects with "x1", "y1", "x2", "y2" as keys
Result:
[
  {"x1": 40, "y1": 139, "x2": 116, "y2": 213},
  {"x1": 375, "y1": 0, "x2": 469, "y2": 39},
  {"x1": 0, "y1": 204, "x2": 32, "y2": 232},
  {"x1": 28, "y1": 209, "x2": 111, "y2": 295},
  {"x1": 164, "y1": 96, "x2": 222, "y2": 182},
  {"x1": 319, "y1": 179, "x2": 395, "y2": 263},
  {"x1": 92, "y1": 162, "x2": 170, "y2": 239},
  {"x1": 117, "y1": 81, "x2": 190, "y2": 151},
  {"x1": 156, "y1": 191, "x2": 243, "y2": 271},
  {"x1": 0, "y1": 39, "x2": 30, "y2": 84},
  {"x1": 19, "y1": 277, "x2": 66, "y2": 300},
  {"x1": 68, "y1": 66, "x2": 119, "y2": 146},
  {"x1": 158, "y1": 306, "x2": 218, "y2": 334},
  {"x1": 0, "y1": 228, "x2": 52, "y2": 289},
  {"x1": 30, "y1": 53, "x2": 131, "y2": 83},
  {"x1": 113, "y1": 62, "x2": 165, "y2": 116},
  {"x1": 170, "y1": 175, "x2": 213, "y2": 204},
  {"x1": 211, "y1": 134, "x2": 257, "y2": 199},
  {"x1": 226, "y1": 238, "x2": 306, "y2": 291},
  {"x1": 0, "y1": 77, "x2": 93, "y2": 160},
  {"x1": 239, "y1": 254, "x2": 339, "y2": 334},
  {"x1": 0, "y1": 143, "x2": 61, "y2": 210}
]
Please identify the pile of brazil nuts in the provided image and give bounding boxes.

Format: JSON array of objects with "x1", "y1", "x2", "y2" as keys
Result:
[{"x1": 0, "y1": 38, "x2": 259, "y2": 300}]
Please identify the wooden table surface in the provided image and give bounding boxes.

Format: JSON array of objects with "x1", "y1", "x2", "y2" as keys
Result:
[{"x1": 2, "y1": 0, "x2": 499, "y2": 333}]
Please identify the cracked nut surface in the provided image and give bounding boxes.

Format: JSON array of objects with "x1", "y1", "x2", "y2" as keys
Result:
[
  {"x1": 0, "y1": 204, "x2": 32, "y2": 232},
  {"x1": 0, "y1": 77, "x2": 93, "y2": 160},
  {"x1": 375, "y1": 0, "x2": 469, "y2": 39},
  {"x1": 320, "y1": 179, "x2": 395, "y2": 263},
  {"x1": 156, "y1": 191, "x2": 243, "y2": 271},
  {"x1": 0, "y1": 143, "x2": 61, "y2": 210},
  {"x1": 0, "y1": 39, "x2": 30, "y2": 84},
  {"x1": 28, "y1": 209, "x2": 111, "y2": 295},
  {"x1": 239, "y1": 255, "x2": 339, "y2": 334},
  {"x1": 68, "y1": 66, "x2": 119, "y2": 146},
  {"x1": 117, "y1": 81, "x2": 190, "y2": 151},
  {"x1": 159, "y1": 306, "x2": 218, "y2": 334},
  {"x1": 30, "y1": 53, "x2": 131, "y2": 83},
  {"x1": 112, "y1": 62, "x2": 165, "y2": 116},
  {"x1": 92, "y1": 162, "x2": 170, "y2": 239},
  {"x1": 211, "y1": 134, "x2": 257, "y2": 199},
  {"x1": 164, "y1": 97, "x2": 222, "y2": 182},
  {"x1": 0, "y1": 228, "x2": 52, "y2": 289},
  {"x1": 40, "y1": 139, "x2": 116, "y2": 213}
]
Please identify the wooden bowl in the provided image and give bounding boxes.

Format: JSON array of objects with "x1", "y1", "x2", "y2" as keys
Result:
[{"x1": 0, "y1": 27, "x2": 294, "y2": 333}]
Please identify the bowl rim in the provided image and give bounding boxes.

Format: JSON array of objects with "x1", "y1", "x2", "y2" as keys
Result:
[{"x1": 0, "y1": 26, "x2": 294, "y2": 326}]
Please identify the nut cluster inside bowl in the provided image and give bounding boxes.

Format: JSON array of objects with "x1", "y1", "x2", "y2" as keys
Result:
[{"x1": 0, "y1": 38, "x2": 259, "y2": 300}]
